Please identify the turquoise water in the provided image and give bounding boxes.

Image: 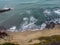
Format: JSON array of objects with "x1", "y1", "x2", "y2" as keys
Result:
[{"x1": 0, "y1": 0, "x2": 60, "y2": 30}]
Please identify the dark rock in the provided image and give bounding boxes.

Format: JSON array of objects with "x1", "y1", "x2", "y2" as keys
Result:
[
  {"x1": 0, "y1": 32, "x2": 8, "y2": 39},
  {"x1": 45, "y1": 22, "x2": 55, "y2": 29}
]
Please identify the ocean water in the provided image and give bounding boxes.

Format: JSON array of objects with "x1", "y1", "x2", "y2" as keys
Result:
[{"x1": 0, "y1": 0, "x2": 60, "y2": 31}]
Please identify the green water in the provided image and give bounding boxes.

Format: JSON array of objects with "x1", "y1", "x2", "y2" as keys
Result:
[{"x1": 0, "y1": 0, "x2": 60, "y2": 30}]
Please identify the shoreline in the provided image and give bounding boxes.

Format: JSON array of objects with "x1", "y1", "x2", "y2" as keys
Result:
[
  {"x1": 0, "y1": 25, "x2": 60, "y2": 45},
  {"x1": 7, "y1": 24, "x2": 60, "y2": 32}
]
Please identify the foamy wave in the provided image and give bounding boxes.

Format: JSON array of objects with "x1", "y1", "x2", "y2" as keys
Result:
[
  {"x1": 3, "y1": 7, "x2": 60, "y2": 32},
  {"x1": 43, "y1": 10, "x2": 51, "y2": 15},
  {"x1": 40, "y1": 23, "x2": 46, "y2": 30},
  {"x1": 30, "y1": 16, "x2": 37, "y2": 23},
  {"x1": 8, "y1": 26, "x2": 18, "y2": 32},
  {"x1": 53, "y1": 9, "x2": 60, "y2": 15},
  {"x1": 23, "y1": 17, "x2": 28, "y2": 21},
  {"x1": 50, "y1": 18, "x2": 60, "y2": 24},
  {"x1": 10, "y1": 26, "x2": 16, "y2": 30},
  {"x1": 21, "y1": 16, "x2": 38, "y2": 30},
  {"x1": 21, "y1": 16, "x2": 60, "y2": 31},
  {"x1": 8, "y1": 17, "x2": 60, "y2": 32}
]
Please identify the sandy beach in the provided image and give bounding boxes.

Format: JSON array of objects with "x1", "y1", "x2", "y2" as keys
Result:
[{"x1": 0, "y1": 25, "x2": 60, "y2": 45}]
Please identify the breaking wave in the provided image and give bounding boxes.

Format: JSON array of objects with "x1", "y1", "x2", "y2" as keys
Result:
[
  {"x1": 7, "y1": 7, "x2": 60, "y2": 32},
  {"x1": 1, "y1": 4, "x2": 60, "y2": 32},
  {"x1": 20, "y1": 16, "x2": 38, "y2": 31}
]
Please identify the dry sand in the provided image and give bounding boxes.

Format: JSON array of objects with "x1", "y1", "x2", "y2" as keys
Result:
[{"x1": 0, "y1": 25, "x2": 60, "y2": 45}]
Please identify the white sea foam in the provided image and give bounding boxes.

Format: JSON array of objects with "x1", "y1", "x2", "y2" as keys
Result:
[
  {"x1": 52, "y1": 18, "x2": 60, "y2": 24},
  {"x1": 8, "y1": 18, "x2": 60, "y2": 32},
  {"x1": 22, "y1": 17, "x2": 29, "y2": 27},
  {"x1": 54, "y1": 9, "x2": 60, "y2": 15},
  {"x1": 9, "y1": 26, "x2": 18, "y2": 32},
  {"x1": 3, "y1": 7, "x2": 9, "y2": 10},
  {"x1": 23, "y1": 17, "x2": 28, "y2": 21},
  {"x1": 10, "y1": 26, "x2": 16, "y2": 30},
  {"x1": 21, "y1": 16, "x2": 38, "y2": 30},
  {"x1": 30, "y1": 16, "x2": 37, "y2": 23},
  {"x1": 40, "y1": 18, "x2": 60, "y2": 30},
  {"x1": 22, "y1": 23, "x2": 35, "y2": 30},
  {"x1": 40, "y1": 23, "x2": 46, "y2": 30},
  {"x1": 45, "y1": 18, "x2": 60, "y2": 25},
  {"x1": 43, "y1": 10, "x2": 51, "y2": 15}
]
